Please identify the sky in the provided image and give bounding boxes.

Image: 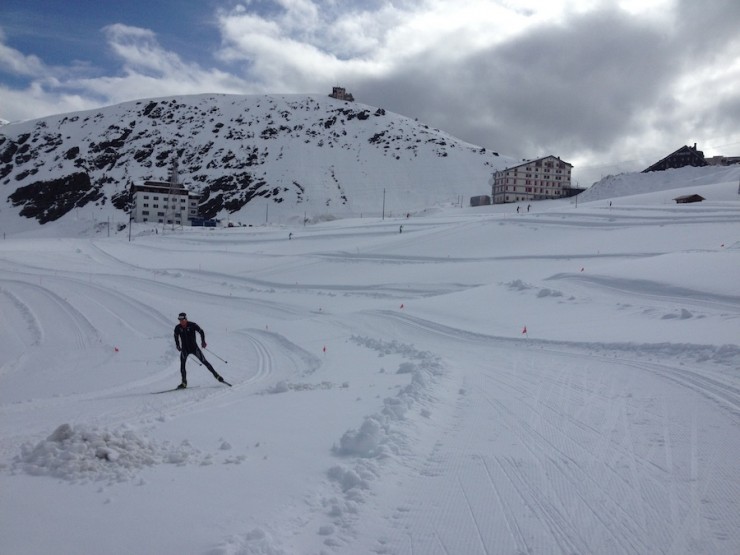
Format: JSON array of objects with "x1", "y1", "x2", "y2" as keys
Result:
[
  {"x1": 1, "y1": 168, "x2": 739, "y2": 554},
  {"x1": 2, "y1": 0, "x2": 740, "y2": 187}
]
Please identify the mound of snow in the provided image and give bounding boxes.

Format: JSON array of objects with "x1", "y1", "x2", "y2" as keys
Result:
[
  {"x1": 14, "y1": 423, "x2": 199, "y2": 483},
  {"x1": 579, "y1": 165, "x2": 740, "y2": 202}
]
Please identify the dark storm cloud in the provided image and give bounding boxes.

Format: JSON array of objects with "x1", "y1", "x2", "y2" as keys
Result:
[
  {"x1": 674, "y1": 0, "x2": 740, "y2": 56},
  {"x1": 362, "y1": 8, "x2": 679, "y2": 163},
  {"x1": 3, "y1": 1, "x2": 739, "y2": 186}
]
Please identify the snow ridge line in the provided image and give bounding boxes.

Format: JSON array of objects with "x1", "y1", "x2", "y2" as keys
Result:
[
  {"x1": 547, "y1": 273, "x2": 740, "y2": 309},
  {"x1": 0, "y1": 284, "x2": 42, "y2": 346},
  {"x1": 381, "y1": 311, "x2": 740, "y2": 420},
  {"x1": 374, "y1": 309, "x2": 740, "y2": 368}
]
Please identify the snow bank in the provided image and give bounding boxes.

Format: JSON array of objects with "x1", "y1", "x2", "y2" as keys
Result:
[
  {"x1": 333, "y1": 337, "x2": 443, "y2": 459},
  {"x1": 14, "y1": 423, "x2": 200, "y2": 483},
  {"x1": 579, "y1": 165, "x2": 740, "y2": 202}
]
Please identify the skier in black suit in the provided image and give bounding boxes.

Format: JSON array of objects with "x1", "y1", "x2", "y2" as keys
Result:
[{"x1": 173, "y1": 312, "x2": 223, "y2": 389}]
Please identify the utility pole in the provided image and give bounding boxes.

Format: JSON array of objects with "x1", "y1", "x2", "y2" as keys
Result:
[
  {"x1": 128, "y1": 182, "x2": 134, "y2": 242},
  {"x1": 166, "y1": 156, "x2": 181, "y2": 231},
  {"x1": 382, "y1": 188, "x2": 386, "y2": 220}
]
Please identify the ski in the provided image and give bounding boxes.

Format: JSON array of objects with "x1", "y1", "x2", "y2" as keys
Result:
[
  {"x1": 151, "y1": 386, "x2": 193, "y2": 394},
  {"x1": 151, "y1": 381, "x2": 231, "y2": 394}
]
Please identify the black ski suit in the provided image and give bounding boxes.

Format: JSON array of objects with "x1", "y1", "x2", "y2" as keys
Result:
[{"x1": 173, "y1": 321, "x2": 219, "y2": 384}]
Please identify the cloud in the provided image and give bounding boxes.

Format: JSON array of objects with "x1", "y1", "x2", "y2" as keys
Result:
[
  {"x1": 0, "y1": 40, "x2": 46, "y2": 78},
  {"x1": 0, "y1": 23, "x2": 251, "y2": 122},
  {"x1": 1, "y1": 1, "x2": 739, "y2": 185}
]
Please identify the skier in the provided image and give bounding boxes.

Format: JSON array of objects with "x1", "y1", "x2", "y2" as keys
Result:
[{"x1": 173, "y1": 312, "x2": 224, "y2": 389}]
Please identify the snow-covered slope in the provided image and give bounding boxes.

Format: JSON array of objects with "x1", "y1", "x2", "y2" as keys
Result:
[
  {"x1": 1, "y1": 168, "x2": 739, "y2": 554},
  {"x1": 0, "y1": 94, "x2": 515, "y2": 232},
  {"x1": 580, "y1": 164, "x2": 740, "y2": 202}
]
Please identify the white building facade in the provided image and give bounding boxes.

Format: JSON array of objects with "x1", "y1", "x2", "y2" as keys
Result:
[
  {"x1": 492, "y1": 155, "x2": 573, "y2": 204},
  {"x1": 131, "y1": 181, "x2": 201, "y2": 225}
]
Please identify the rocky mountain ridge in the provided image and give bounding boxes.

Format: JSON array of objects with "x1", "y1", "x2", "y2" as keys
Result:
[{"x1": 0, "y1": 93, "x2": 517, "y2": 226}]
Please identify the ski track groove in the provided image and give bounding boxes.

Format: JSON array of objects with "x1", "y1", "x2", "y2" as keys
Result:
[
  {"x1": 481, "y1": 380, "x2": 652, "y2": 554},
  {"x1": 235, "y1": 330, "x2": 274, "y2": 386},
  {"x1": 620, "y1": 359, "x2": 740, "y2": 417},
  {"x1": 367, "y1": 309, "x2": 740, "y2": 554},
  {"x1": 483, "y1": 456, "x2": 531, "y2": 555},
  {"x1": 0, "y1": 279, "x2": 100, "y2": 350},
  {"x1": 433, "y1": 531, "x2": 452, "y2": 555},
  {"x1": 547, "y1": 273, "x2": 740, "y2": 313},
  {"x1": 45, "y1": 273, "x2": 171, "y2": 335},
  {"x1": 0, "y1": 285, "x2": 42, "y2": 346},
  {"x1": 494, "y1": 452, "x2": 581, "y2": 554},
  {"x1": 483, "y1": 365, "x2": 676, "y2": 519},
  {"x1": 380, "y1": 310, "x2": 740, "y2": 418},
  {"x1": 457, "y1": 476, "x2": 491, "y2": 555}
]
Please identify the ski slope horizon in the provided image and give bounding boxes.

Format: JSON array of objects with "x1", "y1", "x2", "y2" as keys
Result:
[{"x1": 1, "y1": 168, "x2": 739, "y2": 554}]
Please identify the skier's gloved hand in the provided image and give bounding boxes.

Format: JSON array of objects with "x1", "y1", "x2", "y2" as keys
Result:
[
  {"x1": 176, "y1": 346, "x2": 181, "y2": 351},
  {"x1": 202, "y1": 342, "x2": 207, "y2": 348}
]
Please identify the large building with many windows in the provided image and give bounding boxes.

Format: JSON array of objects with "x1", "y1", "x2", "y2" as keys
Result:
[
  {"x1": 492, "y1": 155, "x2": 573, "y2": 204},
  {"x1": 130, "y1": 161, "x2": 201, "y2": 225}
]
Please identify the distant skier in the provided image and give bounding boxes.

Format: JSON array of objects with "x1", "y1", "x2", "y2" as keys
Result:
[
  {"x1": 527, "y1": 204, "x2": 531, "y2": 212},
  {"x1": 399, "y1": 225, "x2": 404, "y2": 233},
  {"x1": 516, "y1": 205, "x2": 520, "y2": 214},
  {"x1": 173, "y1": 312, "x2": 224, "y2": 389}
]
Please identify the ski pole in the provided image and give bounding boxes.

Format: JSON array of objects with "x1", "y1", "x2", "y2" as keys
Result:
[
  {"x1": 183, "y1": 353, "x2": 203, "y2": 366},
  {"x1": 205, "y1": 347, "x2": 228, "y2": 364}
]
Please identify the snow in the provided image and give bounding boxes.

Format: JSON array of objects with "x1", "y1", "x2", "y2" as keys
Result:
[
  {"x1": 0, "y1": 93, "x2": 518, "y2": 231},
  {"x1": 1, "y1": 168, "x2": 739, "y2": 554}
]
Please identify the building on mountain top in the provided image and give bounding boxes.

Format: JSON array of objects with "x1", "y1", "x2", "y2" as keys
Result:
[
  {"x1": 329, "y1": 86, "x2": 355, "y2": 101},
  {"x1": 643, "y1": 143, "x2": 707, "y2": 172},
  {"x1": 491, "y1": 155, "x2": 573, "y2": 204}
]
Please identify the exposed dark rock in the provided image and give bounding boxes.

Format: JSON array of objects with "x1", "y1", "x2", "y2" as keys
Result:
[
  {"x1": 0, "y1": 140, "x2": 18, "y2": 164},
  {"x1": 9, "y1": 172, "x2": 99, "y2": 223},
  {"x1": 111, "y1": 188, "x2": 133, "y2": 211}
]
